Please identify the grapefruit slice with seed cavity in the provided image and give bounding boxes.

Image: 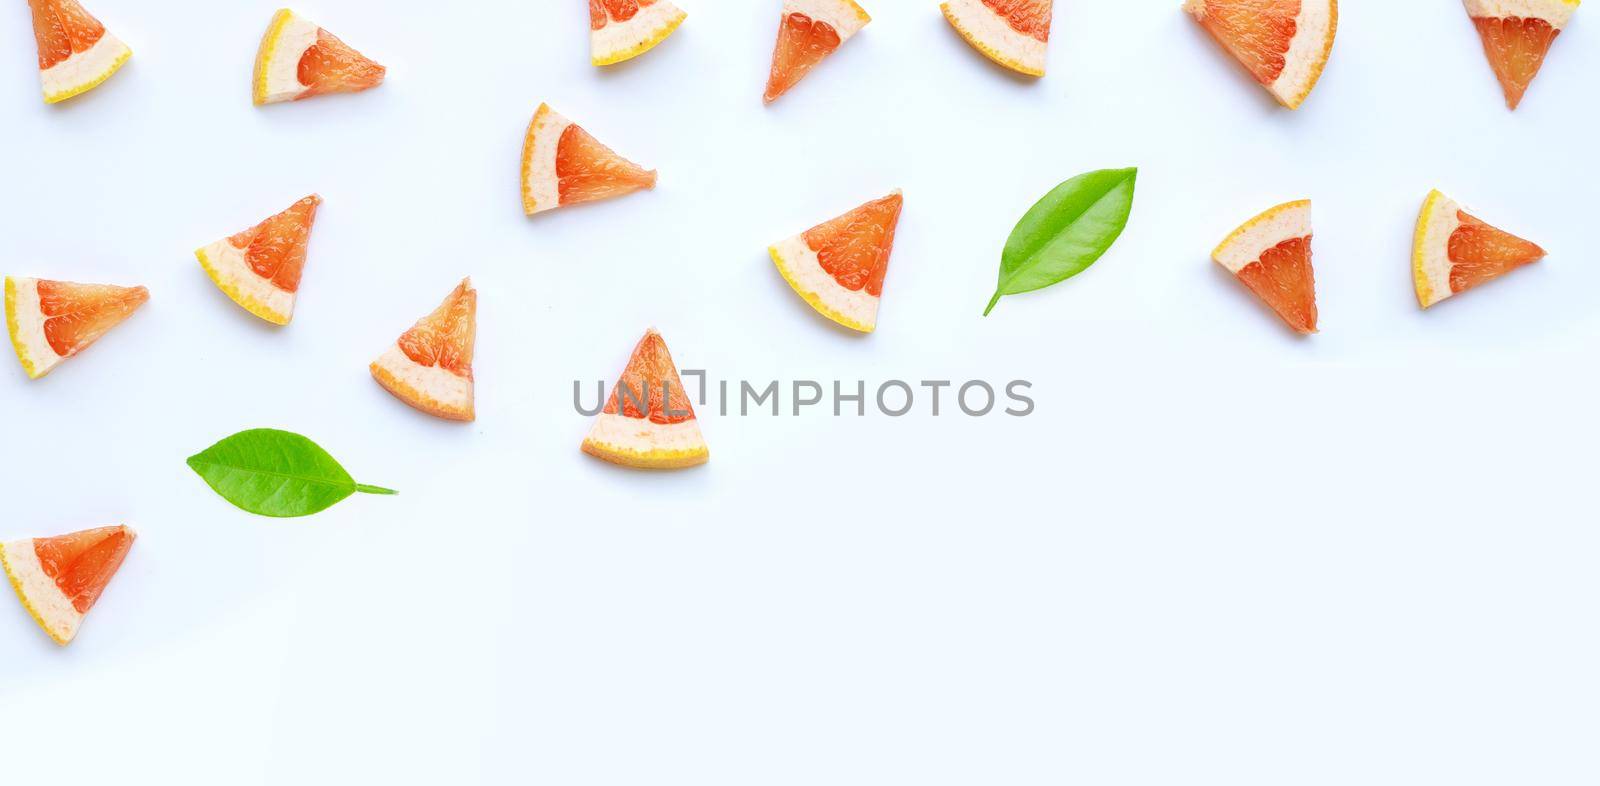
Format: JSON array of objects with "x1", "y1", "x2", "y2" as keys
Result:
[
  {"x1": 371, "y1": 278, "x2": 477, "y2": 422},
  {"x1": 254, "y1": 9, "x2": 386, "y2": 105},
  {"x1": 28, "y1": 0, "x2": 131, "y2": 103},
  {"x1": 195, "y1": 195, "x2": 322, "y2": 326},
  {"x1": 1183, "y1": 0, "x2": 1338, "y2": 109},
  {"x1": 769, "y1": 190, "x2": 903, "y2": 333},
  {"x1": 522, "y1": 104, "x2": 657, "y2": 215},
  {"x1": 1211, "y1": 200, "x2": 1318, "y2": 334},
  {"x1": 6, "y1": 276, "x2": 148, "y2": 379},
  {"x1": 941, "y1": 0, "x2": 1052, "y2": 77},
  {"x1": 591, "y1": 0, "x2": 687, "y2": 66},
  {"x1": 1413, "y1": 190, "x2": 1546, "y2": 309},
  {"x1": 582, "y1": 329, "x2": 709, "y2": 470},
  {"x1": 765, "y1": 0, "x2": 872, "y2": 103},
  {"x1": 1464, "y1": 0, "x2": 1578, "y2": 109},
  {"x1": 2, "y1": 525, "x2": 134, "y2": 645}
]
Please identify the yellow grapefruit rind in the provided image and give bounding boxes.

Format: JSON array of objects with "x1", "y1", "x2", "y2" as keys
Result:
[
  {"x1": 941, "y1": 0, "x2": 1047, "y2": 77},
  {"x1": 1413, "y1": 190, "x2": 1461, "y2": 309},
  {"x1": 582, "y1": 416, "x2": 710, "y2": 470},
  {"x1": 0, "y1": 539, "x2": 78, "y2": 646},
  {"x1": 591, "y1": 2, "x2": 688, "y2": 66},
  {"x1": 1210, "y1": 199, "x2": 1312, "y2": 272},
  {"x1": 768, "y1": 243, "x2": 878, "y2": 333},
  {"x1": 520, "y1": 103, "x2": 570, "y2": 216},
  {"x1": 252, "y1": 9, "x2": 295, "y2": 106},
  {"x1": 371, "y1": 346, "x2": 475, "y2": 422},
  {"x1": 1184, "y1": 0, "x2": 1339, "y2": 110},
  {"x1": 195, "y1": 245, "x2": 294, "y2": 326},
  {"x1": 4, "y1": 277, "x2": 45, "y2": 379},
  {"x1": 1463, "y1": 0, "x2": 1579, "y2": 28},
  {"x1": 40, "y1": 33, "x2": 131, "y2": 104}
]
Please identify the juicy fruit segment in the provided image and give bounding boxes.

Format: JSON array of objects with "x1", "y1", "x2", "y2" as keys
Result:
[
  {"x1": 765, "y1": 1, "x2": 871, "y2": 103},
  {"x1": 522, "y1": 104, "x2": 657, "y2": 215},
  {"x1": 941, "y1": 0, "x2": 1052, "y2": 77},
  {"x1": 582, "y1": 329, "x2": 709, "y2": 469},
  {"x1": 195, "y1": 195, "x2": 322, "y2": 325},
  {"x1": 769, "y1": 190, "x2": 903, "y2": 333},
  {"x1": 1183, "y1": 0, "x2": 1338, "y2": 109},
  {"x1": 1465, "y1": 0, "x2": 1579, "y2": 110},
  {"x1": 1, "y1": 525, "x2": 135, "y2": 645},
  {"x1": 28, "y1": 0, "x2": 131, "y2": 103},
  {"x1": 591, "y1": 0, "x2": 688, "y2": 66},
  {"x1": 1413, "y1": 190, "x2": 1546, "y2": 308},
  {"x1": 5, "y1": 276, "x2": 148, "y2": 379},
  {"x1": 371, "y1": 279, "x2": 477, "y2": 422},
  {"x1": 1211, "y1": 199, "x2": 1318, "y2": 334},
  {"x1": 254, "y1": 9, "x2": 386, "y2": 105}
]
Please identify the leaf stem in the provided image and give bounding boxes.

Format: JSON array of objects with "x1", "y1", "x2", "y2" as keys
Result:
[
  {"x1": 354, "y1": 483, "x2": 398, "y2": 495},
  {"x1": 983, "y1": 291, "x2": 1002, "y2": 317}
]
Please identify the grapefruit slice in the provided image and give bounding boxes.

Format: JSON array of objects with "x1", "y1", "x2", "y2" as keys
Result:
[
  {"x1": 371, "y1": 278, "x2": 477, "y2": 422},
  {"x1": 254, "y1": 9, "x2": 386, "y2": 105},
  {"x1": 591, "y1": 0, "x2": 688, "y2": 66},
  {"x1": 1413, "y1": 189, "x2": 1546, "y2": 309},
  {"x1": 941, "y1": 0, "x2": 1052, "y2": 77},
  {"x1": 27, "y1": 0, "x2": 131, "y2": 104},
  {"x1": 6, "y1": 276, "x2": 148, "y2": 379},
  {"x1": 1211, "y1": 200, "x2": 1318, "y2": 333},
  {"x1": 582, "y1": 328, "x2": 709, "y2": 470},
  {"x1": 195, "y1": 195, "x2": 322, "y2": 325},
  {"x1": 764, "y1": 0, "x2": 872, "y2": 103},
  {"x1": 1182, "y1": 0, "x2": 1338, "y2": 109},
  {"x1": 1464, "y1": 0, "x2": 1579, "y2": 109},
  {"x1": 1, "y1": 525, "x2": 134, "y2": 645},
  {"x1": 522, "y1": 103, "x2": 657, "y2": 215},
  {"x1": 769, "y1": 190, "x2": 903, "y2": 333}
]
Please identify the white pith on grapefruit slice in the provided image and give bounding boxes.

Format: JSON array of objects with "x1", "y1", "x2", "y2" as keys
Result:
[
  {"x1": 521, "y1": 103, "x2": 658, "y2": 215},
  {"x1": 1, "y1": 525, "x2": 134, "y2": 645},
  {"x1": 1413, "y1": 190, "x2": 1547, "y2": 309},
  {"x1": 941, "y1": 0, "x2": 1052, "y2": 77},
  {"x1": 254, "y1": 8, "x2": 386, "y2": 105},
  {"x1": 764, "y1": 0, "x2": 872, "y2": 103},
  {"x1": 195, "y1": 195, "x2": 321, "y2": 326},
  {"x1": 582, "y1": 328, "x2": 709, "y2": 470},
  {"x1": 591, "y1": 0, "x2": 688, "y2": 66},
  {"x1": 1210, "y1": 199, "x2": 1318, "y2": 334},
  {"x1": 5, "y1": 276, "x2": 148, "y2": 379},
  {"x1": 769, "y1": 190, "x2": 903, "y2": 333},
  {"x1": 371, "y1": 278, "x2": 477, "y2": 422},
  {"x1": 28, "y1": 0, "x2": 131, "y2": 104},
  {"x1": 1183, "y1": 0, "x2": 1338, "y2": 109}
]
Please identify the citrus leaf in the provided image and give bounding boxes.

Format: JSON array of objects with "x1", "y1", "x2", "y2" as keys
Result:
[
  {"x1": 186, "y1": 428, "x2": 396, "y2": 518},
  {"x1": 985, "y1": 168, "x2": 1138, "y2": 316}
]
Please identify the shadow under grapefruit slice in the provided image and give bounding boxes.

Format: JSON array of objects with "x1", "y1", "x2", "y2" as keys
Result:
[
  {"x1": 254, "y1": 8, "x2": 386, "y2": 105},
  {"x1": 1464, "y1": 0, "x2": 1579, "y2": 110},
  {"x1": 1, "y1": 525, "x2": 134, "y2": 645},
  {"x1": 195, "y1": 195, "x2": 321, "y2": 326},
  {"x1": 582, "y1": 328, "x2": 709, "y2": 470},
  {"x1": 770, "y1": 190, "x2": 903, "y2": 333},
  {"x1": 765, "y1": 0, "x2": 871, "y2": 103},
  {"x1": 371, "y1": 278, "x2": 477, "y2": 422},
  {"x1": 1413, "y1": 190, "x2": 1546, "y2": 309},
  {"x1": 522, "y1": 103, "x2": 657, "y2": 215},
  {"x1": 1211, "y1": 200, "x2": 1318, "y2": 334},
  {"x1": 28, "y1": 0, "x2": 131, "y2": 104},
  {"x1": 591, "y1": 0, "x2": 687, "y2": 66},
  {"x1": 1183, "y1": 0, "x2": 1338, "y2": 109},
  {"x1": 941, "y1": 0, "x2": 1052, "y2": 77},
  {"x1": 5, "y1": 276, "x2": 148, "y2": 379}
]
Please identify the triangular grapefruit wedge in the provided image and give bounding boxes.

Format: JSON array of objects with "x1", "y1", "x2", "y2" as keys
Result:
[
  {"x1": 1183, "y1": 0, "x2": 1338, "y2": 109},
  {"x1": 764, "y1": 0, "x2": 872, "y2": 103},
  {"x1": 591, "y1": 0, "x2": 687, "y2": 66},
  {"x1": 1211, "y1": 200, "x2": 1318, "y2": 334},
  {"x1": 769, "y1": 190, "x2": 903, "y2": 333},
  {"x1": 941, "y1": 0, "x2": 1052, "y2": 77},
  {"x1": 522, "y1": 104, "x2": 657, "y2": 215},
  {"x1": 195, "y1": 195, "x2": 321, "y2": 325},
  {"x1": 371, "y1": 278, "x2": 477, "y2": 422},
  {"x1": 254, "y1": 9, "x2": 386, "y2": 105},
  {"x1": 582, "y1": 329, "x2": 709, "y2": 470},
  {"x1": 1414, "y1": 190, "x2": 1546, "y2": 309},
  {"x1": 6, "y1": 276, "x2": 148, "y2": 379},
  {"x1": 27, "y1": 0, "x2": 131, "y2": 104},
  {"x1": 1464, "y1": 0, "x2": 1579, "y2": 109},
  {"x1": 2, "y1": 525, "x2": 134, "y2": 645}
]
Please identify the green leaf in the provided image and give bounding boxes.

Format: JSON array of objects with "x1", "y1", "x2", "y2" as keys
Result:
[
  {"x1": 186, "y1": 428, "x2": 396, "y2": 518},
  {"x1": 984, "y1": 168, "x2": 1138, "y2": 316}
]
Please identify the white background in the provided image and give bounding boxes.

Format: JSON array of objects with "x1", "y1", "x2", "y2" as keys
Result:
[{"x1": 2, "y1": 1, "x2": 1597, "y2": 783}]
